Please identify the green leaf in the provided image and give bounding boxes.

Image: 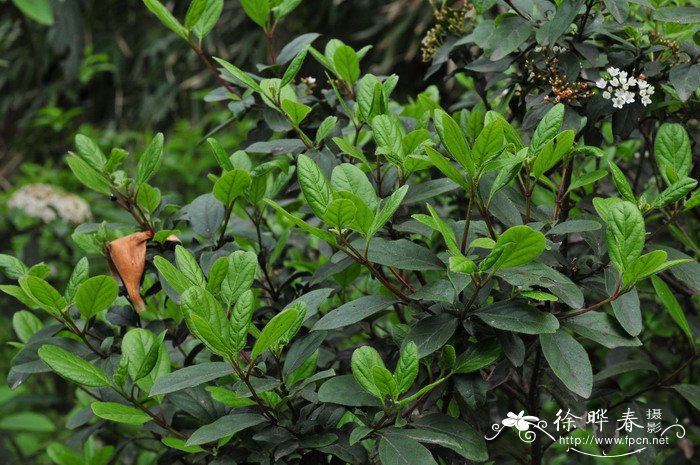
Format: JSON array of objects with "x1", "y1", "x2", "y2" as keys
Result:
[
  {"x1": 137, "y1": 183, "x2": 161, "y2": 213},
  {"x1": 220, "y1": 250, "x2": 258, "y2": 306},
  {"x1": 312, "y1": 295, "x2": 398, "y2": 331},
  {"x1": 424, "y1": 204, "x2": 461, "y2": 256},
  {"x1": 485, "y1": 226, "x2": 545, "y2": 270},
  {"x1": 91, "y1": 402, "x2": 151, "y2": 425},
  {"x1": 149, "y1": 362, "x2": 235, "y2": 396},
  {"x1": 433, "y1": 110, "x2": 474, "y2": 177},
  {"x1": 651, "y1": 177, "x2": 698, "y2": 210},
  {"x1": 670, "y1": 384, "x2": 700, "y2": 410},
  {"x1": 185, "y1": 0, "x2": 207, "y2": 29},
  {"x1": 490, "y1": 16, "x2": 532, "y2": 61},
  {"x1": 669, "y1": 63, "x2": 700, "y2": 103},
  {"x1": 651, "y1": 276, "x2": 693, "y2": 342},
  {"x1": 12, "y1": 310, "x2": 43, "y2": 343},
  {"x1": 38, "y1": 345, "x2": 111, "y2": 387},
  {"x1": 566, "y1": 169, "x2": 607, "y2": 193},
  {"x1": 475, "y1": 301, "x2": 559, "y2": 334},
  {"x1": 162, "y1": 437, "x2": 206, "y2": 454},
  {"x1": 207, "y1": 137, "x2": 234, "y2": 171},
  {"x1": 207, "y1": 386, "x2": 257, "y2": 407},
  {"x1": 333, "y1": 45, "x2": 360, "y2": 84},
  {"x1": 240, "y1": 0, "x2": 270, "y2": 29},
  {"x1": 624, "y1": 250, "x2": 667, "y2": 285},
  {"x1": 315, "y1": 116, "x2": 338, "y2": 145},
  {"x1": 0, "y1": 254, "x2": 29, "y2": 279},
  {"x1": 192, "y1": 0, "x2": 223, "y2": 39},
  {"x1": 370, "y1": 185, "x2": 408, "y2": 235},
  {"x1": 297, "y1": 154, "x2": 334, "y2": 219},
  {"x1": 229, "y1": 290, "x2": 255, "y2": 352},
  {"x1": 331, "y1": 163, "x2": 378, "y2": 211},
  {"x1": 324, "y1": 198, "x2": 356, "y2": 229},
  {"x1": 251, "y1": 307, "x2": 299, "y2": 360},
  {"x1": 66, "y1": 153, "x2": 112, "y2": 195},
  {"x1": 19, "y1": 276, "x2": 66, "y2": 315},
  {"x1": 404, "y1": 314, "x2": 457, "y2": 358},
  {"x1": 213, "y1": 169, "x2": 251, "y2": 205},
  {"x1": 264, "y1": 199, "x2": 338, "y2": 245},
  {"x1": 530, "y1": 103, "x2": 564, "y2": 156},
  {"x1": 379, "y1": 432, "x2": 439, "y2": 465},
  {"x1": 372, "y1": 115, "x2": 404, "y2": 161},
  {"x1": 351, "y1": 346, "x2": 385, "y2": 398},
  {"x1": 136, "y1": 133, "x2": 164, "y2": 185},
  {"x1": 394, "y1": 342, "x2": 418, "y2": 394},
  {"x1": 654, "y1": 7, "x2": 700, "y2": 24},
  {"x1": 654, "y1": 123, "x2": 691, "y2": 185},
  {"x1": 412, "y1": 413, "x2": 488, "y2": 461},
  {"x1": 453, "y1": 339, "x2": 501, "y2": 373},
  {"x1": 74, "y1": 134, "x2": 107, "y2": 170},
  {"x1": 372, "y1": 365, "x2": 398, "y2": 399},
  {"x1": 12, "y1": 0, "x2": 54, "y2": 25},
  {"x1": 122, "y1": 328, "x2": 161, "y2": 382},
  {"x1": 608, "y1": 160, "x2": 635, "y2": 202},
  {"x1": 473, "y1": 120, "x2": 504, "y2": 167},
  {"x1": 540, "y1": 330, "x2": 592, "y2": 398},
  {"x1": 593, "y1": 198, "x2": 645, "y2": 273},
  {"x1": 281, "y1": 46, "x2": 308, "y2": 87},
  {"x1": 186, "y1": 413, "x2": 267, "y2": 446},
  {"x1": 75, "y1": 276, "x2": 118, "y2": 319},
  {"x1": 281, "y1": 99, "x2": 312, "y2": 125},
  {"x1": 181, "y1": 287, "x2": 231, "y2": 356},
  {"x1": 143, "y1": 0, "x2": 188, "y2": 39},
  {"x1": 153, "y1": 256, "x2": 191, "y2": 294},
  {"x1": 357, "y1": 74, "x2": 382, "y2": 123},
  {"x1": 603, "y1": 0, "x2": 628, "y2": 23},
  {"x1": 425, "y1": 146, "x2": 470, "y2": 191},
  {"x1": 175, "y1": 245, "x2": 206, "y2": 288},
  {"x1": 46, "y1": 443, "x2": 82, "y2": 465},
  {"x1": 318, "y1": 374, "x2": 381, "y2": 407},
  {"x1": 0, "y1": 412, "x2": 55, "y2": 432},
  {"x1": 213, "y1": 57, "x2": 262, "y2": 92},
  {"x1": 564, "y1": 312, "x2": 641, "y2": 348},
  {"x1": 273, "y1": 0, "x2": 302, "y2": 20}
]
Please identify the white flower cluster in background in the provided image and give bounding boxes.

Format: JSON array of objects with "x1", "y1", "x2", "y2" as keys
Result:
[
  {"x1": 595, "y1": 67, "x2": 655, "y2": 109},
  {"x1": 8, "y1": 184, "x2": 91, "y2": 224}
]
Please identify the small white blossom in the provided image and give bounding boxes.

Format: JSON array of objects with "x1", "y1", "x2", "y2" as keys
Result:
[
  {"x1": 306, "y1": 77, "x2": 316, "y2": 85},
  {"x1": 596, "y1": 68, "x2": 654, "y2": 109},
  {"x1": 8, "y1": 184, "x2": 91, "y2": 224}
]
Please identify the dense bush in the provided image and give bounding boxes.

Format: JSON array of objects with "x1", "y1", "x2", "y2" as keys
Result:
[{"x1": 1, "y1": 1, "x2": 699, "y2": 464}]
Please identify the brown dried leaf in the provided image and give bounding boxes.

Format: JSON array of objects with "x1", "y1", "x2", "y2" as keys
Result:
[{"x1": 106, "y1": 231, "x2": 153, "y2": 312}]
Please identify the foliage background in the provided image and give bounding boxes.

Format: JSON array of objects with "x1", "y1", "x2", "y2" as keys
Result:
[{"x1": 1, "y1": 0, "x2": 699, "y2": 464}]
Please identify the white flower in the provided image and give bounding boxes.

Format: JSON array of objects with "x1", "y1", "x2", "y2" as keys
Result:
[
  {"x1": 607, "y1": 67, "x2": 620, "y2": 77},
  {"x1": 8, "y1": 184, "x2": 91, "y2": 224},
  {"x1": 502, "y1": 411, "x2": 540, "y2": 431},
  {"x1": 306, "y1": 77, "x2": 316, "y2": 85},
  {"x1": 612, "y1": 96, "x2": 625, "y2": 109},
  {"x1": 602, "y1": 91, "x2": 611, "y2": 99},
  {"x1": 595, "y1": 78, "x2": 607, "y2": 89}
]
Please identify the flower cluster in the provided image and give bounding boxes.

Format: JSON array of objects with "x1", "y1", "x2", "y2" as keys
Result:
[
  {"x1": 596, "y1": 67, "x2": 655, "y2": 109},
  {"x1": 525, "y1": 54, "x2": 591, "y2": 104},
  {"x1": 421, "y1": 1, "x2": 470, "y2": 62},
  {"x1": 8, "y1": 183, "x2": 91, "y2": 224}
]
